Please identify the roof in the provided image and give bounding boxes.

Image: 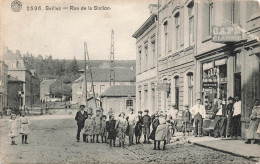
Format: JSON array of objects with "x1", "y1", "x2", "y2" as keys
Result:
[
  {"x1": 132, "y1": 13, "x2": 157, "y2": 38},
  {"x1": 2, "y1": 49, "x2": 27, "y2": 70},
  {"x1": 77, "y1": 60, "x2": 135, "y2": 69},
  {"x1": 100, "y1": 85, "x2": 136, "y2": 98},
  {"x1": 8, "y1": 76, "x2": 24, "y2": 83},
  {"x1": 40, "y1": 79, "x2": 57, "y2": 86},
  {"x1": 87, "y1": 97, "x2": 100, "y2": 101},
  {"x1": 73, "y1": 67, "x2": 136, "y2": 83}
]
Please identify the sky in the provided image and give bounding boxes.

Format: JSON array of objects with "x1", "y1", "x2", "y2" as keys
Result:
[{"x1": 1, "y1": 0, "x2": 157, "y2": 60}]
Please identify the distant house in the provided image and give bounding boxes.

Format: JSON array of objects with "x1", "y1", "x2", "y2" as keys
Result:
[
  {"x1": 100, "y1": 85, "x2": 136, "y2": 117},
  {"x1": 40, "y1": 79, "x2": 63, "y2": 101},
  {"x1": 7, "y1": 76, "x2": 24, "y2": 108},
  {"x1": 3, "y1": 48, "x2": 40, "y2": 107},
  {"x1": 72, "y1": 61, "x2": 136, "y2": 105},
  {"x1": 0, "y1": 60, "x2": 8, "y2": 112}
]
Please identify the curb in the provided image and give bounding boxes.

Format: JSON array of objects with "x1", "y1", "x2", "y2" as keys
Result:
[{"x1": 192, "y1": 142, "x2": 260, "y2": 162}]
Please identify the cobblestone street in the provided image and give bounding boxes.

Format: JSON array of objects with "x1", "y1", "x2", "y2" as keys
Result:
[{"x1": 0, "y1": 111, "x2": 254, "y2": 164}]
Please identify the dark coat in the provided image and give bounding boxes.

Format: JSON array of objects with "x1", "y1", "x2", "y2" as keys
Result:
[
  {"x1": 142, "y1": 115, "x2": 151, "y2": 127},
  {"x1": 226, "y1": 103, "x2": 233, "y2": 117},
  {"x1": 135, "y1": 116, "x2": 143, "y2": 136},
  {"x1": 106, "y1": 120, "x2": 117, "y2": 140},
  {"x1": 149, "y1": 118, "x2": 159, "y2": 140},
  {"x1": 183, "y1": 110, "x2": 191, "y2": 123},
  {"x1": 75, "y1": 111, "x2": 88, "y2": 127}
]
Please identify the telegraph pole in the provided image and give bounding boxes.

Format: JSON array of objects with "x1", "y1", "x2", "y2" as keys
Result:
[{"x1": 109, "y1": 30, "x2": 115, "y2": 86}]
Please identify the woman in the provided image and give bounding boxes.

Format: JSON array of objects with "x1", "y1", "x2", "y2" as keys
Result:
[
  {"x1": 245, "y1": 99, "x2": 260, "y2": 144},
  {"x1": 155, "y1": 113, "x2": 170, "y2": 150},
  {"x1": 149, "y1": 113, "x2": 160, "y2": 150},
  {"x1": 115, "y1": 112, "x2": 128, "y2": 147}
]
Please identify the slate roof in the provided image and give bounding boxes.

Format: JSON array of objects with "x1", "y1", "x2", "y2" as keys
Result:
[
  {"x1": 3, "y1": 49, "x2": 27, "y2": 70},
  {"x1": 73, "y1": 67, "x2": 136, "y2": 83},
  {"x1": 100, "y1": 85, "x2": 136, "y2": 98},
  {"x1": 40, "y1": 79, "x2": 57, "y2": 86}
]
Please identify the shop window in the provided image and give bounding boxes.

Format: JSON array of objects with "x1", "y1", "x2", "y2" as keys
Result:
[
  {"x1": 202, "y1": 59, "x2": 227, "y2": 107},
  {"x1": 126, "y1": 99, "x2": 133, "y2": 108}
]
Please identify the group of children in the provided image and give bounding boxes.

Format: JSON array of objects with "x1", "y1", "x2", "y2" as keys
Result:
[{"x1": 9, "y1": 112, "x2": 30, "y2": 145}]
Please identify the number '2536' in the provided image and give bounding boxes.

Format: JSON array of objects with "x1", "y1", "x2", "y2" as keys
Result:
[{"x1": 27, "y1": 6, "x2": 41, "y2": 11}]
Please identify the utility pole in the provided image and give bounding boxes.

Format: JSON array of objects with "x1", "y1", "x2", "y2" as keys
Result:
[
  {"x1": 109, "y1": 30, "x2": 115, "y2": 86},
  {"x1": 84, "y1": 42, "x2": 88, "y2": 108},
  {"x1": 85, "y1": 42, "x2": 97, "y2": 109}
]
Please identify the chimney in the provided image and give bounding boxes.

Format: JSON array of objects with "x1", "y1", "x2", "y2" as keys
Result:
[{"x1": 149, "y1": 4, "x2": 158, "y2": 15}]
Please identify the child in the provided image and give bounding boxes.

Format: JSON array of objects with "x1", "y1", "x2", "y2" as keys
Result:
[
  {"x1": 149, "y1": 113, "x2": 160, "y2": 150},
  {"x1": 9, "y1": 114, "x2": 19, "y2": 145},
  {"x1": 135, "y1": 111, "x2": 143, "y2": 144},
  {"x1": 155, "y1": 113, "x2": 170, "y2": 150},
  {"x1": 20, "y1": 111, "x2": 30, "y2": 144},
  {"x1": 142, "y1": 109, "x2": 151, "y2": 144},
  {"x1": 106, "y1": 115, "x2": 117, "y2": 147},
  {"x1": 115, "y1": 112, "x2": 128, "y2": 147},
  {"x1": 182, "y1": 105, "x2": 192, "y2": 136},
  {"x1": 100, "y1": 115, "x2": 107, "y2": 143},
  {"x1": 83, "y1": 113, "x2": 94, "y2": 143},
  {"x1": 93, "y1": 110, "x2": 101, "y2": 143}
]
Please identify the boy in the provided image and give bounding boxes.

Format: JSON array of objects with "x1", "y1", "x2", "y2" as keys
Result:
[
  {"x1": 106, "y1": 115, "x2": 117, "y2": 147},
  {"x1": 182, "y1": 105, "x2": 191, "y2": 136},
  {"x1": 142, "y1": 109, "x2": 151, "y2": 143},
  {"x1": 135, "y1": 111, "x2": 143, "y2": 144},
  {"x1": 100, "y1": 115, "x2": 107, "y2": 143}
]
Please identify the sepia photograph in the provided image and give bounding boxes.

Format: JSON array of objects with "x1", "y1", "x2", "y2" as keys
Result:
[{"x1": 0, "y1": 0, "x2": 260, "y2": 163}]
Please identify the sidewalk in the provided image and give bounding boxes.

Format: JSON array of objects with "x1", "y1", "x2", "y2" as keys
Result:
[{"x1": 171, "y1": 132, "x2": 260, "y2": 161}]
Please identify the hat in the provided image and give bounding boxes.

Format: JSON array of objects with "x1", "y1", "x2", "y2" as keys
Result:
[
  {"x1": 80, "y1": 104, "x2": 85, "y2": 108},
  {"x1": 96, "y1": 110, "x2": 100, "y2": 112},
  {"x1": 144, "y1": 109, "x2": 149, "y2": 113},
  {"x1": 138, "y1": 111, "x2": 143, "y2": 114},
  {"x1": 228, "y1": 97, "x2": 233, "y2": 101},
  {"x1": 129, "y1": 108, "x2": 134, "y2": 111},
  {"x1": 155, "y1": 114, "x2": 159, "y2": 117},
  {"x1": 87, "y1": 113, "x2": 92, "y2": 116}
]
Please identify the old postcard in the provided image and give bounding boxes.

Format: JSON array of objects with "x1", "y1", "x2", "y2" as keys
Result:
[{"x1": 0, "y1": 0, "x2": 260, "y2": 163}]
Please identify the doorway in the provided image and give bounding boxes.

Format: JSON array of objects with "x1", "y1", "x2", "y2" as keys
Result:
[{"x1": 234, "y1": 73, "x2": 241, "y2": 98}]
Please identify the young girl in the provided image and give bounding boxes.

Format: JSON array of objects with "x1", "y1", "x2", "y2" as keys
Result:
[
  {"x1": 9, "y1": 114, "x2": 19, "y2": 145},
  {"x1": 20, "y1": 111, "x2": 30, "y2": 144},
  {"x1": 155, "y1": 113, "x2": 170, "y2": 150},
  {"x1": 83, "y1": 113, "x2": 94, "y2": 143},
  {"x1": 106, "y1": 115, "x2": 117, "y2": 147},
  {"x1": 93, "y1": 110, "x2": 101, "y2": 143},
  {"x1": 149, "y1": 113, "x2": 160, "y2": 150},
  {"x1": 100, "y1": 115, "x2": 107, "y2": 143}
]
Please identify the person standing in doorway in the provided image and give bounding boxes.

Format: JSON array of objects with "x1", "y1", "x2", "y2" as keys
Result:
[
  {"x1": 213, "y1": 98, "x2": 227, "y2": 138},
  {"x1": 233, "y1": 96, "x2": 241, "y2": 139},
  {"x1": 226, "y1": 97, "x2": 234, "y2": 138},
  {"x1": 190, "y1": 99, "x2": 206, "y2": 137},
  {"x1": 75, "y1": 104, "x2": 88, "y2": 142}
]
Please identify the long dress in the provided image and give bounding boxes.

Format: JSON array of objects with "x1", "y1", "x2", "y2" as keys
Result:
[
  {"x1": 83, "y1": 118, "x2": 94, "y2": 135},
  {"x1": 155, "y1": 117, "x2": 170, "y2": 142},
  {"x1": 93, "y1": 116, "x2": 101, "y2": 135},
  {"x1": 9, "y1": 119, "x2": 19, "y2": 137},
  {"x1": 116, "y1": 117, "x2": 128, "y2": 142},
  {"x1": 20, "y1": 116, "x2": 30, "y2": 134},
  {"x1": 247, "y1": 105, "x2": 260, "y2": 139}
]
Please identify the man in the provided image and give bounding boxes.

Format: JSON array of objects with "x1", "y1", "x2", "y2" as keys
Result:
[
  {"x1": 127, "y1": 108, "x2": 136, "y2": 146},
  {"x1": 232, "y1": 96, "x2": 241, "y2": 138},
  {"x1": 142, "y1": 109, "x2": 152, "y2": 143},
  {"x1": 213, "y1": 98, "x2": 227, "y2": 138},
  {"x1": 75, "y1": 104, "x2": 88, "y2": 142},
  {"x1": 190, "y1": 99, "x2": 206, "y2": 137},
  {"x1": 226, "y1": 97, "x2": 234, "y2": 138}
]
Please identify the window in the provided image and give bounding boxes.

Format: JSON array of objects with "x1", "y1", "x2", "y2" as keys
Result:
[
  {"x1": 126, "y1": 99, "x2": 133, "y2": 108},
  {"x1": 138, "y1": 48, "x2": 142, "y2": 73},
  {"x1": 187, "y1": 72, "x2": 194, "y2": 107},
  {"x1": 175, "y1": 13, "x2": 180, "y2": 49},
  {"x1": 188, "y1": 2, "x2": 194, "y2": 45},
  {"x1": 163, "y1": 21, "x2": 168, "y2": 55},
  {"x1": 174, "y1": 76, "x2": 180, "y2": 110},
  {"x1": 151, "y1": 40, "x2": 156, "y2": 67},
  {"x1": 202, "y1": 0, "x2": 214, "y2": 39},
  {"x1": 144, "y1": 44, "x2": 148, "y2": 71},
  {"x1": 224, "y1": 0, "x2": 240, "y2": 25},
  {"x1": 100, "y1": 85, "x2": 106, "y2": 93}
]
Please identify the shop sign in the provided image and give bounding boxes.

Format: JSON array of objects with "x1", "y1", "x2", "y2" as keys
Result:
[
  {"x1": 203, "y1": 82, "x2": 218, "y2": 88},
  {"x1": 212, "y1": 26, "x2": 243, "y2": 43},
  {"x1": 157, "y1": 83, "x2": 170, "y2": 91}
]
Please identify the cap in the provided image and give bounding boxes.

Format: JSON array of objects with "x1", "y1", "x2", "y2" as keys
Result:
[
  {"x1": 144, "y1": 109, "x2": 149, "y2": 112},
  {"x1": 138, "y1": 111, "x2": 143, "y2": 114},
  {"x1": 80, "y1": 104, "x2": 85, "y2": 108},
  {"x1": 228, "y1": 97, "x2": 233, "y2": 101}
]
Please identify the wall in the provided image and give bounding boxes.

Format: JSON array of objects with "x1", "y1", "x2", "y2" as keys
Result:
[{"x1": 7, "y1": 81, "x2": 23, "y2": 108}]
